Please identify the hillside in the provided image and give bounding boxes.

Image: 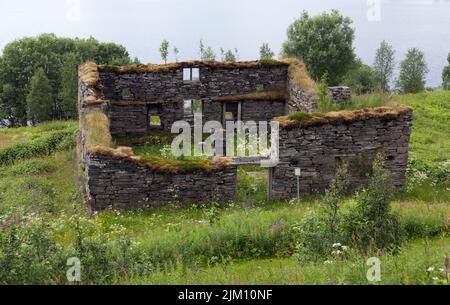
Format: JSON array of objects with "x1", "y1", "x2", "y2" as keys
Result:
[{"x1": 0, "y1": 91, "x2": 448, "y2": 284}]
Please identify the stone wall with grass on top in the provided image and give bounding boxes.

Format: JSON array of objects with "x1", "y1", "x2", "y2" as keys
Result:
[
  {"x1": 85, "y1": 152, "x2": 237, "y2": 210},
  {"x1": 78, "y1": 60, "x2": 318, "y2": 136},
  {"x1": 97, "y1": 62, "x2": 289, "y2": 101},
  {"x1": 270, "y1": 106, "x2": 413, "y2": 199}
]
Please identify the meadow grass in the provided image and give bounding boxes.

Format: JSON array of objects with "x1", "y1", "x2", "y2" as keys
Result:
[
  {"x1": 124, "y1": 236, "x2": 449, "y2": 285},
  {"x1": 0, "y1": 121, "x2": 77, "y2": 149}
]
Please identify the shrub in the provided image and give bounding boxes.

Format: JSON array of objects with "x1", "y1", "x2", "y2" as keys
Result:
[
  {"x1": 0, "y1": 209, "x2": 154, "y2": 284},
  {"x1": 341, "y1": 155, "x2": 405, "y2": 253},
  {"x1": 294, "y1": 166, "x2": 350, "y2": 263},
  {"x1": 0, "y1": 213, "x2": 67, "y2": 284},
  {"x1": 0, "y1": 127, "x2": 78, "y2": 166}
]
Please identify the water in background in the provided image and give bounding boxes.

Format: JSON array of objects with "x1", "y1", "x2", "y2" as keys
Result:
[{"x1": 0, "y1": 0, "x2": 449, "y2": 87}]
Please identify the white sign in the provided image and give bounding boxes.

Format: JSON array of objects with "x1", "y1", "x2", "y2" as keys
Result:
[{"x1": 294, "y1": 168, "x2": 301, "y2": 176}]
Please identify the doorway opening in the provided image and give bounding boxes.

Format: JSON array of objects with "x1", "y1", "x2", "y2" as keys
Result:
[{"x1": 236, "y1": 165, "x2": 271, "y2": 207}]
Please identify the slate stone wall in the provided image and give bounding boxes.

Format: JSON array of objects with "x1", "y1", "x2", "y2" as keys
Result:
[
  {"x1": 329, "y1": 86, "x2": 351, "y2": 103},
  {"x1": 84, "y1": 152, "x2": 237, "y2": 211},
  {"x1": 106, "y1": 101, "x2": 184, "y2": 135},
  {"x1": 270, "y1": 109, "x2": 413, "y2": 199},
  {"x1": 286, "y1": 76, "x2": 317, "y2": 113},
  {"x1": 241, "y1": 100, "x2": 285, "y2": 122},
  {"x1": 97, "y1": 65, "x2": 288, "y2": 101}
]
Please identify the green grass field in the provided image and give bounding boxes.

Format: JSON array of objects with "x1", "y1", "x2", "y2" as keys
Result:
[{"x1": 0, "y1": 91, "x2": 448, "y2": 284}]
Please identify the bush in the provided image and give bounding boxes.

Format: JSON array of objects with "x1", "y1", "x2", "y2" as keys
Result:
[
  {"x1": 0, "y1": 213, "x2": 67, "y2": 284},
  {"x1": 294, "y1": 166, "x2": 350, "y2": 263},
  {"x1": 341, "y1": 156, "x2": 405, "y2": 253},
  {"x1": 0, "y1": 209, "x2": 154, "y2": 284},
  {"x1": 342, "y1": 60, "x2": 377, "y2": 95},
  {"x1": 406, "y1": 155, "x2": 450, "y2": 190},
  {"x1": 0, "y1": 127, "x2": 78, "y2": 166},
  {"x1": 295, "y1": 156, "x2": 406, "y2": 263}
]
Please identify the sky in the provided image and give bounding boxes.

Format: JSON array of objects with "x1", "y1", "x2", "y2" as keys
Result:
[{"x1": 1, "y1": 0, "x2": 450, "y2": 87}]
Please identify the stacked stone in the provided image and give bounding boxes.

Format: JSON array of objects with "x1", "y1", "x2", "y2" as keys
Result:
[
  {"x1": 85, "y1": 152, "x2": 237, "y2": 211},
  {"x1": 98, "y1": 65, "x2": 289, "y2": 101},
  {"x1": 107, "y1": 101, "x2": 184, "y2": 135},
  {"x1": 286, "y1": 76, "x2": 317, "y2": 113},
  {"x1": 328, "y1": 86, "x2": 351, "y2": 103},
  {"x1": 241, "y1": 100, "x2": 285, "y2": 122},
  {"x1": 270, "y1": 109, "x2": 413, "y2": 200}
]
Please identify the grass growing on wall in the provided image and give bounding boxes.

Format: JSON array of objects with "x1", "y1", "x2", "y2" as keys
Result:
[
  {"x1": 82, "y1": 110, "x2": 112, "y2": 148},
  {"x1": 316, "y1": 92, "x2": 395, "y2": 113}
]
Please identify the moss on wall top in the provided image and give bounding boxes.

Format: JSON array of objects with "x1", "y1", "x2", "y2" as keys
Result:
[
  {"x1": 97, "y1": 59, "x2": 289, "y2": 74},
  {"x1": 78, "y1": 61, "x2": 99, "y2": 86},
  {"x1": 211, "y1": 90, "x2": 287, "y2": 102},
  {"x1": 275, "y1": 105, "x2": 413, "y2": 129}
]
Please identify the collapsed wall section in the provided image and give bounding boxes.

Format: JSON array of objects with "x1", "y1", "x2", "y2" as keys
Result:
[{"x1": 270, "y1": 106, "x2": 413, "y2": 199}]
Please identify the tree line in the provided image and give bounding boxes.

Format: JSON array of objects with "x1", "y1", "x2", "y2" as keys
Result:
[
  {"x1": 160, "y1": 10, "x2": 450, "y2": 95},
  {"x1": 2, "y1": 11, "x2": 450, "y2": 127},
  {"x1": 0, "y1": 33, "x2": 137, "y2": 127}
]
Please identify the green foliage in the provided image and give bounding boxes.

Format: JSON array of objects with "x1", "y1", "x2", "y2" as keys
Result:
[
  {"x1": 259, "y1": 43, "x2": 274, "y2": 60},
  {"x1": 373, "y1": 40, "x2": 396, "y2": 92},
  {"x1": 282, "y1": 10, "x2": 356, "y2": 85},
  {"x1": 26, "y1": 68, "x2": 53, "y2": 124},
  {"x1": 159, "y1": 39, "x2": 169, "y2": 64},
  {"x1": 0, "y1": 33, "x2": 131, "y2": 126},
  {"x1": 0, "y1": 213, "x2": 67, "y2": 284},
  {"x1": 397, "y1": 48, "x2": 429, "y2": 93},
  {"x1": 442, "y1": 53, "x2": 450, "y2": 90},
  {"x1": 0, "y1": 125, "x2": 77, "y2": 166},
  {"x1": 58, "y1": 53, "x2": 80, "y2": 119},
  {"x1": 342, "y1": 59, "x2": 377, "y2": 94},
  {"x1": 220, "y1": 48, "x2": 239, "y2": 62},
  {"x1": 199, "y1": 39, "x2": 216, "y2": 61},
  {"x1": 341, "y1": 156, "x2": 404, "y2": 253},
  {"x1": 397, "y1": 91, "x2": 450, "y2": 164},
  {"x1": 315, "y1": 72, "x2": 335, "y2": 112},
  {"x1": 288, "y1": 112, "x2": 323, "y2": 121},
  {"x1": 294, "y1": 166, "x2": 350, "y2": 263},
  {"x1": 125, "y1": 237, "x2": 449, "y2": 285},
  {"x1": 173, "y1": 46, "x2": 179, "y2": 62},
  {"x1": 0, "y1": 209, "x2": 153, "y2": 284},
  {"x1": 1, "y1": 159, "x2": 56, "y2": 176}
]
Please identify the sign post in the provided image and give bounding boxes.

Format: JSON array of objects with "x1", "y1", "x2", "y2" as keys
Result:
[{"x1": 294, "y1": 168, "x2": 301, "y2": 203}]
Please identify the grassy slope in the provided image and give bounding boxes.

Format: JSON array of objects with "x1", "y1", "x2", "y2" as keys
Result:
[
  {"x1": 398, "y1": 91, "x2": 450, "y2": 163},
  {"x1": 0, "y1": 91, "x2": 448, "y2": 284},
  {"x1": 0, "y1": 121, "x2": 77, "y2": 149}
]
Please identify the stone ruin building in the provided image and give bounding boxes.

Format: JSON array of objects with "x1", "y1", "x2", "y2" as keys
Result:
[{"x1": 78, "y1": 59, "x2": 413, "y2": 211}]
